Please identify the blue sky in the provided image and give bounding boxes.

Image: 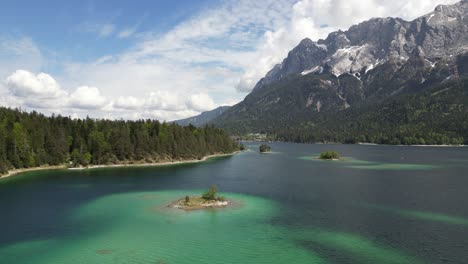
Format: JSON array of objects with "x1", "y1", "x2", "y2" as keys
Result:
[
  {"x1": 0, "y1": 0, "x2": 220, "y2": 61},
  {"x1": 0, "y1": 0, "x2": 458, "y2": 121}
]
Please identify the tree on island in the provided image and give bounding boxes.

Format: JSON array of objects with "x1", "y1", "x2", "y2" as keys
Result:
[
  {"x1": 202, "y1": 185, "x2": 218, "y2": 200},
  {"x1": 259, "y1": 144, "x2": 271, "y2": 153},
  {"x1": 200, "y1": 185, "x2": 226, "y2": 201},
  {"x1": 319, "y1": 151, "x2": 340, "y2": 160}
]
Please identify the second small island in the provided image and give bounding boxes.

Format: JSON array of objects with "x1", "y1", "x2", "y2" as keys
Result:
[
  {"x1": 259, "y1": 144, "x2": 272, "y2": 153},
  {"x1": 170, "y1": 185, "x2": 230, "y2": 210},
  {"x1": 319, "y1": 151, "x2": 341, "y2": 160}
]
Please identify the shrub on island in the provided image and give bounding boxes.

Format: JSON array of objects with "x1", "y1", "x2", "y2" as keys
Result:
[
  {"x1": 259, "y1": 144, "x2": 272, "y2": 153},
  {"x1": 202, "y1": 185, "x2": 223, "y2": 201},
  {"x1": 319, "y1": 151, "x2": 340, "y2": 160},
  {"x1": 171, "y1": 185, "x2": 230, "y2": 210}
]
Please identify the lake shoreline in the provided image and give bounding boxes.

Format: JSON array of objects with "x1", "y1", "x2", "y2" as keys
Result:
[
  {"x1": 0, "y1": 165, "x2": 68, "y2": 180},
  {"x1": 0, "y1": 151, "x2": 240, "y2": 180},
  {"x1": 69, "y1": 151, "x2": 240, "y2": 171}
]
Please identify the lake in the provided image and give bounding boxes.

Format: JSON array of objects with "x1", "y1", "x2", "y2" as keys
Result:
[{"x1": 1, "y1": 143, "x2": 468, "y2": 264}]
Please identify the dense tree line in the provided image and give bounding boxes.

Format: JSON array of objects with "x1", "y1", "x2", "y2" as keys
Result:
[{"x1": 0, "y1": 108, "x2": 240, "y2": 174}]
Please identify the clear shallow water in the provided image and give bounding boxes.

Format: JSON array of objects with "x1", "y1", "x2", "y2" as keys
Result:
[{"x1": 1, "y1": 143, "x2": 468, "y2": 264}]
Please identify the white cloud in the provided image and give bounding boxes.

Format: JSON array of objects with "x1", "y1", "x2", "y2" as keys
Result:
[
  {"x1": 146, "y1": 91, "x2": 186, "y2": 111},
  {"x1": 2, "y1": 69, "x2": 223, "y2": 120},
  {"x1": 114, "y1": 96, "x2": 145, "y2": 110},
  {"x1": 69, "y1": 86, "x2": 107, "y2": 109},
  {"x1": 112, "y1": 91, "x2": 220, "y2": 113},
  {"x1": 4, "y1": 70, "x2": 67, "y2": 109},
  {"x1": 186, "y1": 93, "x2": 217, "y2": 112},
  {"x1": 6, "y1": 70, "x2": 63, "y2": 98}
]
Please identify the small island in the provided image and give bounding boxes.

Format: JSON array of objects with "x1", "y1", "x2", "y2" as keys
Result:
[
  {"x1": 259, "y1": 144, "x2": 272, "y2": 153},
  {"x1": 169, "y1": 185, "x2": 230, "y2": 210},
  {"x1": 319, "y1": 151, "x2": 341, "y2": 160}
]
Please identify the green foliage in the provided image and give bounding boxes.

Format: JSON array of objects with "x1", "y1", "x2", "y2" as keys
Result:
[
  {"x1": 259, "y1": 144, "x2": 271, "y2": 153},
  {"x1": 319, "y1": 151, "x2": 340, "y2": 160},
  {"x1": 202, "y1": 185, "x2": 218, "y2": 200},
  {"x1": 185, "y1": 195, "x2": 190, "y2": 205},
  {"x1": 0, "y1": 108, "x2": 239, "y2": 174}
]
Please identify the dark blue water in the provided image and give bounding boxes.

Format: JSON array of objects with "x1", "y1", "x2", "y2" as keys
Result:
[{"x1": 1, "y1": 143, "x2": 467, "y2": 263}]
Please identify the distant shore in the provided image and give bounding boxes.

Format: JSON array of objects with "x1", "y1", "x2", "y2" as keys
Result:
[
  {"x1": 242, "y1": 140, "x2": 466, "y2": 147},
  {"x1": 358, "y1": 143, "x2": 466, "y2": 147},
  {"x1": 0, "y1": 151, "x2": 240, "y2": 180}
]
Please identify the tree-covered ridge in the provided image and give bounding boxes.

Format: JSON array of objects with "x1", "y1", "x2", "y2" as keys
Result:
[
  {"x1": 275, "y1": 78, "x2": 468, "y2": 145},
  {"x1": 0, "y1": 108, "x2": 240, "y2": 174}
]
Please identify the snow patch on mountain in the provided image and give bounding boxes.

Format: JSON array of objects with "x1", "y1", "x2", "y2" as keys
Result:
[
  {"x1": 328, "y1": 44, "x2": 376, "y2": 77},
  {"x1": 301, "y1": 66, "x2": 323, "y2": 75}
]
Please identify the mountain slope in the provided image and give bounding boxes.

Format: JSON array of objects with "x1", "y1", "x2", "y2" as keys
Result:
[
  {"x1": 175, "y1": 106, "x2": 230, "y2": 127},
  {"x1": 276, "y1": 78, "x2": 468, "y2": 145},
  {"x1": 213, "y1": 1, "x2": 468, "y2": 144}
]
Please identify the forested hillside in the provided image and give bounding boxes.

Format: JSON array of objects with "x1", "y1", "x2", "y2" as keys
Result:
[
  {"x1": 0, "y1": 108, "x2": 239, "y2": 174},
  {"x1": 274, "y1": 78, "x2": 468, "y2": 145}
]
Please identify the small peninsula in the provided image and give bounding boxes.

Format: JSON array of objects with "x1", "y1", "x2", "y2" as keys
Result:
[
  {"x1": 319, "y1": 151, "x2": 341, "y2": 160},
  {"x1": 170, "y1": 185, "x2": 231, "y2": 210}
]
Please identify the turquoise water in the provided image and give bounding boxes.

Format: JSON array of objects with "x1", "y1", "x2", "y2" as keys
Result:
[
  {"x1": 0, "y1": 191, "x2": 327, "y2": 264},
  {"x1": 1, "y1": 143, "x2": 468, "y2": 263}
]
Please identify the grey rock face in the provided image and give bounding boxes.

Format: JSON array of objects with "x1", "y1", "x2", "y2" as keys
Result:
[
  {"x1": 254, "y1": 0, "x2": 468, "y2": 87},
  {"x1": 253, "y1": 38, "x2": 327, "y2": 91}
]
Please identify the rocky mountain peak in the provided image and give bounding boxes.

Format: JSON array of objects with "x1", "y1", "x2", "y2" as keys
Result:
[
  {"x1": 252, "y1": 38, "x2": 328, "y2": 92},
  {"x1": 250, "y1": 0, "x2": 468, "y2": 90},
  {"x1": 213, "y1": 1, "x2": 468, "y2": 137}
]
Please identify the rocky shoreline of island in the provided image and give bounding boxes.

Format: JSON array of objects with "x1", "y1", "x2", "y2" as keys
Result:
[
  {"x1": 168, "y1": 185, "x2": 232, "y2": 211},
  {"x1": 169, "y1": 197, "x2": 231, "y2": 210}
]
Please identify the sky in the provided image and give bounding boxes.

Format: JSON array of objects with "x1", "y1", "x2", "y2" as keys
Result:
[{"x1": 0, "y1": 0, "x2": 459, "y2": 121}]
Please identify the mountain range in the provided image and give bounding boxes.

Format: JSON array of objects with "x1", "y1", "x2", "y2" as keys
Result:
[
  {"x1": 174, "y1": 106, "x2": 230, "y2": 127},
  {"x1": 208, "y1": 0, "x2": 468, "y2": 145}
]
